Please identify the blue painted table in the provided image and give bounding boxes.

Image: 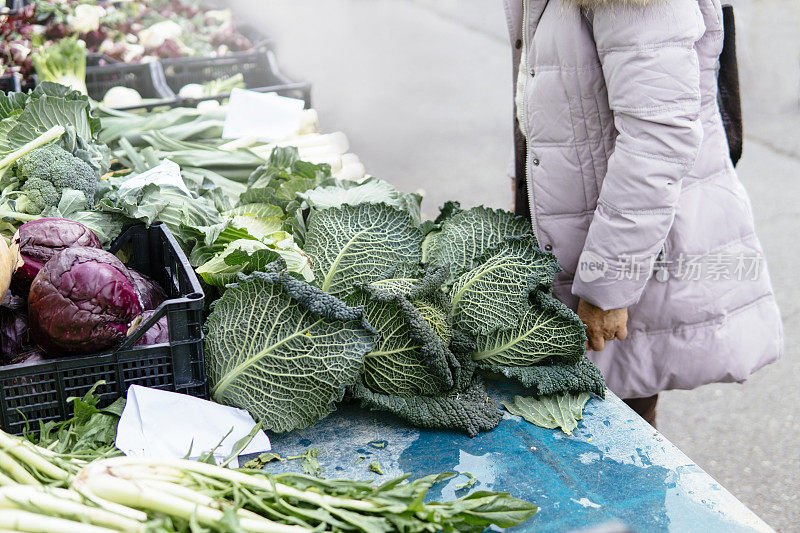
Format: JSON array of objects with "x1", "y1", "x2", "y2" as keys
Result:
[{"x1": 261, "y1": 381, "x2": 773, "y2": 533}]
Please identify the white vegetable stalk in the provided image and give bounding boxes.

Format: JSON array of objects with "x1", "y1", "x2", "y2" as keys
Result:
[
  {"x1": 334, "y1": 156, "x2": 367, "y2": 181},
  {"x1": 0, "y1": 509, "x2": 120, "y2": 533},
  {"x1": 0, "y1": 469, "x2": 16, "y2": 486},
  {"x1": 277, "y1": 131, "x2": 349, "y2": 152},
  {"x1": 0, "y1": 449, "x2": 39, "y2": 485},
  {"x1": 299, "y1": 109, "x2": 319, "y2": 134},
  {"x1": 75, "y1": 460, "x2": 310, "y2": 533},
  {"x1": 138, "y1": 479, "x2": 267, "y2": 522},
  {"x1": 0, "y1": 486, "x2": 144, "y2": 533},
  {"x1": 0, "y1": 431, "x2": 70, "y2": 482},
  {"x1": 77, "y1": 457, "x2": 381, "y2": 513},
  {"x1": 248, "y1": 132, "x2": 350, "y2": 161}
]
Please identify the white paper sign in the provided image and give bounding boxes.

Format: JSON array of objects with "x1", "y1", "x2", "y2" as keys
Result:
[
  {"x1": 222, "y1": 88, "x2": 305, "y2": 142},
  {"x1": 116, "y1": 385, "x2": 271, "y2": 468},
  {"x1": 117, "y1": 159, "x2": 192, "y2": 197}
]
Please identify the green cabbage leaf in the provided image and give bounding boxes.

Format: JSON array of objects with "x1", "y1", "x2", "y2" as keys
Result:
[{"x1": 204, "y1": 266, "x2": 377, "y2": 432}]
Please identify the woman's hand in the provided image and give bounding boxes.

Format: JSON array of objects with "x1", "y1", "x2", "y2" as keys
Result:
[{"x1": 577, "y1": 299, "x2": 628, "y2": 351}]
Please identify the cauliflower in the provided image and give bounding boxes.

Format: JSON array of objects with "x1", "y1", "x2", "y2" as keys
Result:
[
  {"x1": 138, "y1": 20, "x2": 182, "y2": 50},
  {"x1": 67, "y1": 4, "x2": 105, "y2": 34}
]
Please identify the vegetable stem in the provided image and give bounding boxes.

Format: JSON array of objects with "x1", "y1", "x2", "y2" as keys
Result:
[
  {"x1": 0, "y1": 509, "x2": 119, "y2": 533},
  {"x1": 0, "y1": 449, "x2": 39, "y2": 485},
  {"x1": 0, "y1": 432, "x2": 70, "y2": 482}
]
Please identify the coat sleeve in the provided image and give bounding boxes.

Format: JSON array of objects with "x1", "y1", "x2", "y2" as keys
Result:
[{"x1": 571, "y1": 0, "x2": 706, "y2": 310}]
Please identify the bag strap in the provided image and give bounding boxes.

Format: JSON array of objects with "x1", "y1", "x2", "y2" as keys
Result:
[{"x1": 718, "y1": 4, "x2": 743, "y2": 166}]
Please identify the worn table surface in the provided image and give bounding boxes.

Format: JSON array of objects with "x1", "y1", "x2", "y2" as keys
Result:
[{"x1": 261, "y1": 381, "x2": 773, "y2": 533}]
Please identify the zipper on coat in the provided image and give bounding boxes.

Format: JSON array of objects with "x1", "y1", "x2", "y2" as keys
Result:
[{"x1": 520, "y1": 0, "x2": 541, "y2": 245}]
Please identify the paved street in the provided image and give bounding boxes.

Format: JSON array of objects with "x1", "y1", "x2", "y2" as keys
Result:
[{"x1": 233, "y1": 1, "x2": 799, "y2": 529}]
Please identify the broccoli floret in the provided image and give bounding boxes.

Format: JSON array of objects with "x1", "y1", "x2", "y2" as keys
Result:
[
  {"x1": 15, "y1": 144, "x2": 98, "y2": 214},
  {"x1": 20, "y1": 178, "x2": 60, "y2": 214}
]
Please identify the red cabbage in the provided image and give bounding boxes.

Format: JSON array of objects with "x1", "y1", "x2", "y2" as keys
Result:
[
  {"x1": 28, "y1": 247, "x2": 142, "y2": 356},
  {"x1": 0, "y1": 291, "x2": 31, "y2": 365},
  {"x1": 128, "y1": 269, "x2": 167, "y2": 311},
  {"x1": 5, "y1": 348, "x2": 44, "y2": 367},
  {"x1": 134, "y1": 310, "x2": 170, "y2": 347},
  {"x1": 13, "y1": 218, "x2": 101, "y2": 295}
]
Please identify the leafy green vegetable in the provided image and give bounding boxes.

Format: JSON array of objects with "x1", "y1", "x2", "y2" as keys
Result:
[
  {"x1": 115, "y1": 130, "x2": 263, "y2": 182},
  {"x1": 242, "y1": 452, "x2": 284, "y2": 470},
  {"x1": 450, "y1": 236, "x2": 560, "y2": 335},
  {"x1": 369, "y1": 461, "x2": 384, "y2": 475},
  {"x1": 422, "y1": 206, "x2": 533, "y2": 283},
  {"x1": 195, "y1": 233, "x2": 312, "y2": 286},
  {"x1": 3, "y1": 83, "x2": 108, "y2": 175},
  {"x1": 224, "y1": 203, "x2": 284, "y2": 219},
  {"x1": 97, "y1": 181, "x2": 222, "y2": 247},
  {"x1": 204, "y1": 266, "x2": 377, "y2": 433},
  {"x1": 456, "y1": 472, "x2": 478, "y2": 490},
  {"x1": 298, "y1": 176, "x2": 423, "y2": 225},
  {"x1": 502, "y1": 393, "x2": 591, "y2": 435},
  {"x1": 30, "y1": 381, "x2": 124, "y2": 459},
  {"x1": 289, "y1": 448, "x2": 324, "y2": 478},
  {"x1": 243, "y1": 146, "x2": 331, "y2": 208},
  {"x1": 472, "y1": 290, "x2": 586, "y2": 367},
  {"x1": 304, "y1": 203, "x2": 423, "y2": 298},
  {"x1": 483, "y1": 356, "x2": 606, "y2": 398},
  {"x1": 32, "y1": 36, "x2": 87, "y2": 95},
  {"x1": 349, "y1": 267, "x2": 455, "y2": 397},
  {"x1": 196, "y1": 238, "x2": 278, "y2": 286},
  {"x1": 351, "y1": 377, "x2": 503, "y2": 438}
]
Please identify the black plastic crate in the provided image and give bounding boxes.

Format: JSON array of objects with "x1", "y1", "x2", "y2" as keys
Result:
[
  {"x1": 0, "y1": 222, "x2": 207, "y2": 435},
  {"x1": 161, "y1": 49, "x2": 312, "y2": 108},
  {"x1": 2, "y1": 0, "x2": 20, "y2": 13},
  {"x1": 236, "y1": 23, "x2": 273, "y2": 51},
  {"x1": 86, "y1": 61, "x2": 178, "y2": 109},
  {"x1": 86, "y1": 52, "x2": 119, "y2": 68},
  {"x1": 0, "y1": 73, "x2": 21, "y2": 93}
]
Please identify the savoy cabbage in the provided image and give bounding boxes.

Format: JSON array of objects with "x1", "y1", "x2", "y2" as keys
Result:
[
  {"x1": 203, "y1": 167, "x2": 605, "y2": 436},
  {"x1": 422, "y1": 206, "x2": 534, "y2": 283},
  {"x1": 304, "y1": 203, "x2": 423, "y2": 298},
  {"x1": 450, "y1": 235, "x2": 560, "y2": 335},
  {"x1": 204, "y1": 265, "x2": 377, "y2": 433}
]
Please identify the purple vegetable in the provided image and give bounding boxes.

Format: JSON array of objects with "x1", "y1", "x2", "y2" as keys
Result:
[
  {"x1": 134, "y1": 310, "x2": 170, "y2": 346},
  {"x1": 6, "y1": 348, "x2": 44, "y2": 367},
  {"x1": 128, "y1": 269, "x2": 167, "y2": 311},
  {"x1": 28, "y1": 247, "x2": 143, "y2": 356},
  {"x1": 0, "y1": 291, "x2": 31, "y2": 365},
  {"x1": 13, "y1": 218, "x2": 101, "y2": 295}
]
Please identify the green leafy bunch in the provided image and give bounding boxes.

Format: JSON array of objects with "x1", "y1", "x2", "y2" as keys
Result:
[{"x1": 0, "y1": 82, "x2": 121, "y2": 242}]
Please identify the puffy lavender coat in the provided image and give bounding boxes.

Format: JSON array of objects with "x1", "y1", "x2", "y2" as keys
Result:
[{"x1": 503, "y1": 0, "x2": 783, "y2": 398}]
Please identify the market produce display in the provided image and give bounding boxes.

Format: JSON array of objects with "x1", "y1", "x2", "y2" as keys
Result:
[
  {"x1": 0, "y1": 387, "x2": 539, "y2": 532},
  {"x1": 199, "y1": 148, "x2": 605, "y2": 437},
  {"x1": 0, "y1": 80, "x2": 603, "y2": 442},
  {"x1": 1, "y1": 0, "x2": 255, "y2": 88}
]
